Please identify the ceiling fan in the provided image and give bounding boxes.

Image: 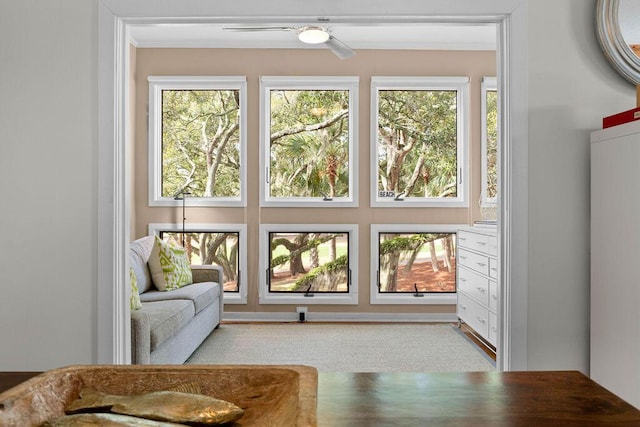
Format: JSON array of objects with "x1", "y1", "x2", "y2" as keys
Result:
[{"x1": 222, "y1": 25, "x2": 356, "y2": 60}]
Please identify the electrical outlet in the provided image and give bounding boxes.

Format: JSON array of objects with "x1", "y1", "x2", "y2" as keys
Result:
[{"x1": 296, "y1": 306, "x2": 308, "y2": 322}]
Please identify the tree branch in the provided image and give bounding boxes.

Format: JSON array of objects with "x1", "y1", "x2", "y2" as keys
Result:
[{"x1": 271, "y1": 109, "x2": 348, "y2": 144}]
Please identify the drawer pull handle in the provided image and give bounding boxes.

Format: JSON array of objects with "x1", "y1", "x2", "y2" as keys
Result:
[
  {"x1": 477, "y1": 287, "x2": 486, "y2": 293},
  {"x1": 460, "y1": 304, "x2": 467, "y2": 310},
  {"x1": 460, "y1": 256, "x2": 467, "y2": 260},
  {"x1": 460, "y1": 278, "x2": 467, "y2": 282},
  {"x1": 477, "y1": 263, "x2": 487, "y2": 267},
  {"x1": 477, "y1": 242, "x2": 487, "y2": 246},
  {"x1": 477, "y1": 317, "x2": 486, "y2": 324}
]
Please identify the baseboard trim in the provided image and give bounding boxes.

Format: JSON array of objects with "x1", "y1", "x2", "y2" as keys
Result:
[{"x1": 223, "y1": 311, "x2": 458, "y2": 323}]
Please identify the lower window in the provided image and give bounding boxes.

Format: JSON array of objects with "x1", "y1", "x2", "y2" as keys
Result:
[
  {"x1": 259, "y1": 224, "x2": 358, "y2": 304},
  {"x1": 149, "y1": 223, "x2": 247, "y2": 304},
  {"x1": 370, "y1": 224, "x2": 460, "y2": 304}
]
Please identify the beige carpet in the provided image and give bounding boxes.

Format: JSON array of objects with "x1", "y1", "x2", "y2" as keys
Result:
[{"x1": 186, "y1": 323, "x2": 495, "y2": 372}]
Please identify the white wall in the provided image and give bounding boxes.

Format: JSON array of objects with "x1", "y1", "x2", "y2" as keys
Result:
[
  {"x1": 527, "y1": 0, "x2": 635, "y2": 371},
  {"x1": 0, "y1": 0, "x2": 636, "y2": 372},
  {"x1": 0, "y1": 0, "x2": 97, "y2": 370}
]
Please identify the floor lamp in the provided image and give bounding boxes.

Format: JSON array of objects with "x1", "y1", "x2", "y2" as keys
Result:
[{"x1": 174, "y1": 191, "x2": 191, "y2": 247}]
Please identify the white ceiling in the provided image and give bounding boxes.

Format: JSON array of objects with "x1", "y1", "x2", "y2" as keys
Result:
[{"x1": 128, "y1": 22, "x2": 497, "y2": 51}]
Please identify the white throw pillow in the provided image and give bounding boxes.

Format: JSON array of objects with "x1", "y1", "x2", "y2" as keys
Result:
[{"x1": 148, "y1": 236, "x2": 193, "y2": 291}]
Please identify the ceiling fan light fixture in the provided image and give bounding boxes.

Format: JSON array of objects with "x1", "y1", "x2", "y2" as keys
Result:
[{"x1": 298, "y1": 27, "x2": 330, "y2": 44}]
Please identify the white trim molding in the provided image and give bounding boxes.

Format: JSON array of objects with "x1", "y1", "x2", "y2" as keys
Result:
[
  {"x1": 98, "y1": 0, "x2": 528, "y2": 372},
  {"x1": 224, "y1": 311, "x2": 458, "y2": 323},
  {"x1": 148, "y1": 223, "x2": 248, "y2": 304},
  {"x1": 97, "y1": 3, "x2": 130, "y2": 365}
]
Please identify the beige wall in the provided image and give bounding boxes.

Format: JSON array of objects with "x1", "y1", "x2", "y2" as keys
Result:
[{"x1": 133, "y1": 48, "x2": 496, "y2": 315}]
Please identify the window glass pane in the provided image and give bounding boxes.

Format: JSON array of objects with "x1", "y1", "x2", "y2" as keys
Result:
[
  {"x1": 269, "y1": 89, "x2": 350, "y2": 198},
  {"x1": 377, "y1": 90, "x2": 458, "y2": 199},
  {"x1": 161, "y1": 89, "x2": 241, "y2": 198},
  {"x1": 485, "y1": 89, "x2": 498, "y2": 199},
  {"x1": 378, "y1": 232, "x2": 456, "y2": 293},
  {"x1": 159, "y1": 231, "x2": 240, "y2": 292},
  {"x1": 268, "y1": 232, "x2": 349, "y2": 293}
]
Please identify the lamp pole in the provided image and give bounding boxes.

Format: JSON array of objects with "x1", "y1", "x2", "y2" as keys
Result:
[{"x1": 174, "y1": 191, "x2": 191, "y2": 247}]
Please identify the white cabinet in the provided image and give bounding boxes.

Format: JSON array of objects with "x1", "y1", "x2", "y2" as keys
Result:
[
  {"x1": 457, "y1": 225, "x2": 497, "y2": 347},
  {"x1": 591, "y1": 121, "x2": 640, "y2": 409}
]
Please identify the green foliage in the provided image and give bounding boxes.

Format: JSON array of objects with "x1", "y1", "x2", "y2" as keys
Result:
[
  {"x1": 293, "y1": 254, "x2": 348, "y2": 289},
  {"x1": 161, "y1": 89, "x2": 240, "y2": 198},
  {"x1": 377, "y1": 89, "x2": 458, "y2": 198},
  {"x1": 269, "y1": 89, "x2": 350, "y2": 198},
  {"x1": 485, "y1": 90, "x2": 498, "y2": 198},
  {"x1": 379, "y1": 233, "x2": 443, "y2": 254},
  {"x1": 271, "y1": 254, "x2": 290, "y2": 268}
]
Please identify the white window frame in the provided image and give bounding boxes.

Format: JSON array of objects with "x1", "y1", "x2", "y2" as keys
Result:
[
  {"x1": 259, "y1": 76, "x2": 359, "y2": 208},
  {"x1": 148, "y1": 223, "x2": 248, "y2": 304},
  {"x1": 259, "y1": 223, "x2": 358, "y2": 304},
  {"x1": 370, "y1": 76, "x2": 469, "y2": 208},
  {"x1": 148, "y1": 76, "x2": 247, "y2": 207},
  {"x1": 481, "y1": 76, "x2": 498, "y2": 207},
  {"x1": 370, "y1": 224, "x2": 463, "y2": 305}
]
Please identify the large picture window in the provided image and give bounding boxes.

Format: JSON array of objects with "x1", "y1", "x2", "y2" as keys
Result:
[
  {"x1": 260, "y1": 76, "x2": 358, "y2": 207},
  {"x1": 371, "y1": 77, "x2": 469, "y2": 207},
  {"x1": 148, "y1": 76, "x2": 247, "y2": 207},
  {"x1": 259, "y1": 224, "x2": 358, "y2": 304},
  {"x1": 149, "y1": 223, "x2": 247, "y2": 304},
  {"x1": 370, "y1": 224, "x2": 461, "y2": 304}
]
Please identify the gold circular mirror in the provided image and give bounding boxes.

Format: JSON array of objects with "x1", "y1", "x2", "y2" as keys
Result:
[{"x1": 597, "y1": 0, "x2": 640, "y2": 85}]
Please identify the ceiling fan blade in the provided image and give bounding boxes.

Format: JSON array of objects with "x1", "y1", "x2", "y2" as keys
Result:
[
  {"x1": 324, "y1": 35, "x2": 356, "y2": 60},
  {"x1": 222, "y1": 26, "x2": 295, "y2": 32}
]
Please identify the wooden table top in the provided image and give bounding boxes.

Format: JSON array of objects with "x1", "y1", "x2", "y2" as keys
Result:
[{"x1": 2, "y1": 370, "x2": 639, "y2": 426}]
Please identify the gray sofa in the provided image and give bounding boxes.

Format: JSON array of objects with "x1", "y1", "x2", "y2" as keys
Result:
[{"x1": 129, "y1": 236, "x2": 223, "y2": 364}]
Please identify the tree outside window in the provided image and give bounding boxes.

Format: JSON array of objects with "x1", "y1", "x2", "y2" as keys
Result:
[
  {"x1": 260, "y1": 77, "x2": 358, "y2": 207},
  {"x1": 370, "y1": 224, "x2": 459, "y2": 305},
  {"x1": 371, "y1": 77, "x2": 469, "y2": 207},
  {"x1": 159, "y1": 231, "x2": 240, "y2": 293},
  {"x1": 268, "y1": 232, "x2": 350, "y2": 293},
  {"x1": 378, "y1": 232, "x2": 456, "y2": 294},
  {"x1": 481, "y1": 77, "x2": 498, "y2": 206},
  {"x1": 148, "y1": 76, "x2": 247, "y2": 206}
]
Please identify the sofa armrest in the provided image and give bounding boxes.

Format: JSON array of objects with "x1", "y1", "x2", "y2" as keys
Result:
[
  {"x1": 130, "y1": 309, "x2": 151, "y2": 365},
  {"x1": 190, "y1": 264, "x2": 224, "y2": 325},
  {"x1": 191, "y1": 264, "x2": 223, "y2": 284}
]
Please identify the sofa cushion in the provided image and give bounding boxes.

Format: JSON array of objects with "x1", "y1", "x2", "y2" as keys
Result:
[
  {"x1": 130, "y1": 236, "x2": 155, "y2": 293},
  {"x1": 139, "y1": 299, "x2": 195, "y2": 352},
  {"x1": 140, "y1": 281, "x2": 220, "y2": 314},
  {"x1": 148, "y1": 236, "x2": 193, "y2": 291}
]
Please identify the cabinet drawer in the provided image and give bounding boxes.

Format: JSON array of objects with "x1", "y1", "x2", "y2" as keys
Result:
[
  {"x1": 489, "y1": 280, "x2": 498, "y2": 312},
  {"x1": 458, "y1": 292, "x2": 489, "y2": 338},
  {"x1": 489, "y1": 257, "x2": 498, "y2": 279},
  {"x1": 458, "y1": 249, "x2": 489, "y2": 276},
  {"x1": 458, "y1": 266, "x2": 489, "y2": 306},
  {"x1": 489, "y1": 311, "x2": 498, "y2": 346},
  {"x1": 458, "y1": 230, "x2": 489, "y2": 253}
]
